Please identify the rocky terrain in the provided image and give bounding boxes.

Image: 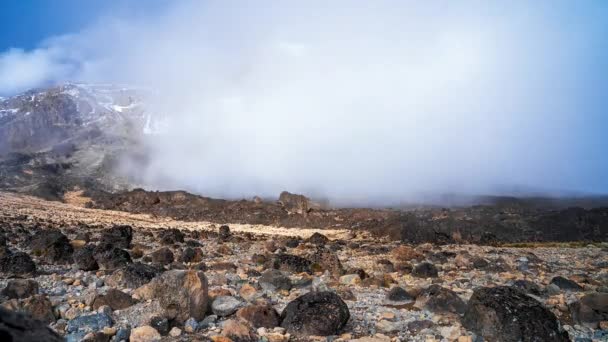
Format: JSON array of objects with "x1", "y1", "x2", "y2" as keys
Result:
[
  {"x1": 88, "y1": 189, "x2": 608, "y2": 244},
  {"x1": 0, "y1": 192, "x2": 607, "y2": 341}
]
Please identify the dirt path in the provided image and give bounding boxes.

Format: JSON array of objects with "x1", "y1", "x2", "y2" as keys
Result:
[{"x1": 0, "y1": 192, "x2": 352, "y2": 239}]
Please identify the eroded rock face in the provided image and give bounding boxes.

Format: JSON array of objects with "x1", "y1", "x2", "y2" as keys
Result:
[
  {"x1": 280, "y1": 291, "x2": 350, "y2": 337},
  {"x1": 462, "y1": 286, "x2": 570, "y2": 342},
  {"x1": 0, "y1": 307, "x2": 62, "y2": 342},
  {"x1": 134, "y1": 270, "x2": 209, "y2": 323}
]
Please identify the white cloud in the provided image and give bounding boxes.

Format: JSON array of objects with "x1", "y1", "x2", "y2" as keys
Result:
[{"x1": 0, "y1": 1, "x2": 605, "y2": 202}]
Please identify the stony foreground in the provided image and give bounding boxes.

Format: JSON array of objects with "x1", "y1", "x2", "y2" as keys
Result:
[{"x1": 0, "y1": 192, "x2": 607, "y2": 341}]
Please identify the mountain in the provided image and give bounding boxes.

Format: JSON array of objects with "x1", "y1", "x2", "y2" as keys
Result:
[{"x1": 0, "y1": 83, "x2": 162, "y2": 199}]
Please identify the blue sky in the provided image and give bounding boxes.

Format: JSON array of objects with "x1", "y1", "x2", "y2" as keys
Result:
[
  {"x1": 0, "y1": 1, "x2": 607, "y2": 197},
  {"x1": 0, "y1": 0, "x2": 168, "y2": 50}
]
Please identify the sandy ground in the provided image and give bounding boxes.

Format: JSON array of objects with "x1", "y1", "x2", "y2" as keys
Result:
[{"x1": 0, "y1": 191, "x2": 352, "y2": 239}]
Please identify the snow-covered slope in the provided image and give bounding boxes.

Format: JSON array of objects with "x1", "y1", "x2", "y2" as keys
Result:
[{"x1": 0, "y1": 83, "x2": 165, "y2": 197}]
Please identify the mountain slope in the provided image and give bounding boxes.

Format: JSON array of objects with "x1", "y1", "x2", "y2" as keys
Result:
[{"x1": 0, "y1": 83, "x2": 161, "y2": 198}]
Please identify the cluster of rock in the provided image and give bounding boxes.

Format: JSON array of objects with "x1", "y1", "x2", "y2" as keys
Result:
[{"x1": 0, "y1": 210, "x2": 607, "y2": 341}]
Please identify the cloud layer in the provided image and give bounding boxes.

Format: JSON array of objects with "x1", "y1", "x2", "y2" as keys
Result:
[{"x1": 1, "y1": 1, "x2": 607, "y2": 203}]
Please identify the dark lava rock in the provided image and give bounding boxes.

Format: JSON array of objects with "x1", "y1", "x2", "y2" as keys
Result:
[
  {"x1": 386, "y1": 286, "x2": 414, "y2": 302},
  {"x1": 269, "y1": 254, "x2": 312, "y2": 274},
  {"x1": 150, "y1": 316, "x2": 170, "y2": 335},
  {"x1": 308, "y1": 248, "x2": 343, "y2": 275},
  {"x1": 280, "y1": 291, "x2": 350, "y2": 337},
  {"x1": 94, "y1": 246, "x2": 132, "y2": 270},
  {"x1": 92, "y1": 289, "x2": 135, "y2": 310},
  {"x1": 73, "y1": 244, "x2": 99, "y2": 271},
  {"x1": 306, "y1": 232, "x2": 329, "y2": 245},
  {"x1": 150, "y1": 247, "x2": 175, "y2": 265},
  {"x1": 29, "y1": 229, "x2": 73, "y2": 264},
  {"x1": 407, "y1": 320, "x2": 434, "y2": 333},
  {"x1": 550, "y1": 276, "x2": 583, "y2": 291},
  {"x1": 415, "y1": 285, "x2": 466, "y2": 314},
  {"x1": 105, "y1": 262, "x2": 162, "y2": 289},
  {"x1": 236, "y1": 304, "x2": 280, "y2": 328},
  {"x1": 0, "y1": 251, "x2": 36, "y2": 276},
  {"x1": 219, "y1": 225, "x2": 231, "y2": 240},
  {"x1": 0, "y1": 307, "x2": 62, "y2": 342},
  {"x1": 66, "y1": 312, "x2": 113, "y2": 334},
  {"x1": 22, "y1": 294, "x2": 56, "y2": 324},
  {"x1": 284, "y1": 238, "x2": 301, "y2": 248},
  {"x1": 100, "y1": 225, "x2": 133, "y2": 249},
  {"x1": 512, "y1": 279, "x2": 543, "y2": 296},
  {"x1": 412, "y1": 262, "x2": 438, "y2": 278},
  {"x1": 570, "y1": 292, "x2": 608, "y2": 328},
  {"x1": 259, "y1": 269, "x2": 292, "y2": 291},
  {"x1": 2, "y1": 279, "x2": 38, "y2": 299},
  {"x1": 179, "y1": 247, "x2": 203, "y2": 263},
  {"x1": 462, "y1": 286, "x2": 570, "y2": 342},
  {"x1": 159, "y1": 228, "x2": 185, "y2": 245}
]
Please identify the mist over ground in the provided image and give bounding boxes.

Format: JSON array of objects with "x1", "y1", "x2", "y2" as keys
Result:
[{"x1": 1, "y1": 1, "x2": 607, "y2": 204}]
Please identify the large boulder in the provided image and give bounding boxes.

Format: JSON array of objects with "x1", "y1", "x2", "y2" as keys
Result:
[
  {"x1": 570, "y1": 292, "x2": 608, "y2": 328},
  {"x1": 0, "y1": 307, "x2": 62, "y2": 342},
  {"x1": 280, "y1": 291, "x2": 350, "y2": 337},
  {"x1": 29, "y1": 230, "x2": 73, "y2": 264},
  {"x1": 278, "y1": 191, "x2": 321, "y2": 215},
  {"x1": 462, "y1": 286, "x2": 569, "y2": 342},
  {"x1": 133, "y1": 270, "x2": 208, "y2": 323}
]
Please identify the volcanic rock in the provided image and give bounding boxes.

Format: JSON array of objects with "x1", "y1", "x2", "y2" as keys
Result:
[
  {"x1": 412, "y1": 262, "x2": 439, "y2": 278},
  {"x1": 280, "y1": 291, "x2": 350, "y2": 337},
  {"x1": 2, "y1": 279, "x2": 38, "y2": 299},
  {"x1": 150, "y1": 247, "x2": 174, "y2": 265},
  {"x1": 73, "y1": 244, "x2": 99, "y2": 271},
  {"x1": 570, "y1": 292, "x2": 608, "y2": 328},
  {"x1": 106, "y1": 262, "x2": 162, "y2": 289},
  {"x1": 100, "y1": 225, "x2": 133, "y2": 249},
  {"x1": 29, "y1": 229, "x2": 73, "y2": 264},
  {"x1": 133, "y1": 269, "x2": 208, "y2": 323},
  {"x1": 550, "y1": 276, "x2": 583, "y2": 291},
  {"x1": 0, "y1": 307, "x2": 62, "y2": 342},
  {"x1": 236, "y1": 304, "x2": 281, "y2": 329},
  {"x1": 92, "y1": 289, "x2": 135, "y2": 310},
  {"x1": 0, "y1": 251, "x2": 36, "y2": 276},
  {"x1": 259, "y1": 269, "x2": 292, "y2": 292},
  {"x1": 415, "y1": 285, "x2": 466, "y2": 314},
  {"x1": 462, "y1": 286, "x2": 569, "y2": 342},
  {"x1": 211, "y1": 296, "x2": 242, "y2": 317}
]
